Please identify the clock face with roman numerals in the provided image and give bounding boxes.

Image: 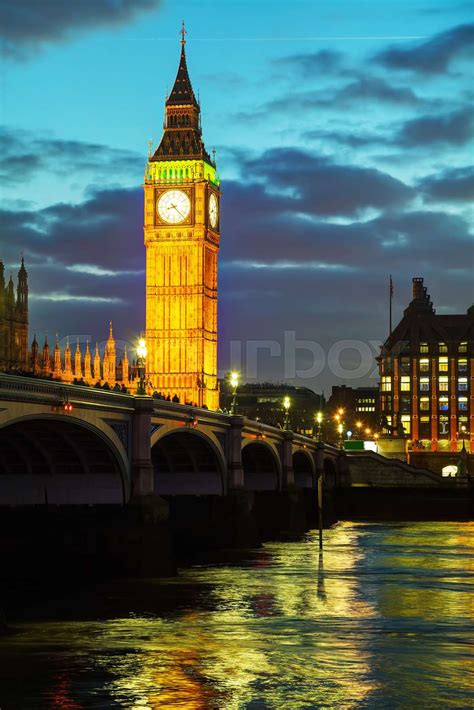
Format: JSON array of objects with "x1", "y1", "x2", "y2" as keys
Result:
[
  {"x1": 209, "y1": 193, "x2": 218, "y2": 228},
  {"x1": 157, "y1": 190, "x2": 191, "y2": 224}
]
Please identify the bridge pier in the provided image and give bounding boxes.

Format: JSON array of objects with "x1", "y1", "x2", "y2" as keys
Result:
[
  {"x1": 227, "y1": 415, "x2": 245, "y2": 490},
  {"x1": 281, "y1": 431, "x2": 294, "y2": 488},
  {"x1": 131, "y1": 396, "x2": 155, "y2": 499}
]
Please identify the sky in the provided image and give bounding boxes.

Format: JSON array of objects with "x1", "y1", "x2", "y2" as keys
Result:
[{"x1": 0, "y1": 0, "x2": 473, "y2": 394}]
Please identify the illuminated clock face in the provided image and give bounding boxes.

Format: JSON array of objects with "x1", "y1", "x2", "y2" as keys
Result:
[
  {"x1": 157, "y1": 190, "x2": 191, "y2": 224},
  {"x1": 209, "y1": 193, "x2": 218, "y2": 228}
]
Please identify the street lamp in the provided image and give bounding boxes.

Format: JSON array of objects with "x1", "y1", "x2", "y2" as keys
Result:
[
  {"x1": 283, "y1": 396, "x2": 291, "y2": 430},
  {"x1": 315, "y1": 411, "x2": 323, "y2": 442},
  {"x1": 356, "y1": 420, "x2": 363, "y2": 438},
  {"x1": 338, "y1": 422, "x2": 344, "y2": 449},
  {"x1": 230, "y1": 370, "x2": 240, "y2": 414},
  {"x1": 136, "y1": 337, "x2": 147, "y2": 395}
]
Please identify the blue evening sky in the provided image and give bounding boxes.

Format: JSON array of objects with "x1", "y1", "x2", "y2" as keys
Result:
[{"x1": 1, "y1": 0, "x2": 473, "y2": 391}]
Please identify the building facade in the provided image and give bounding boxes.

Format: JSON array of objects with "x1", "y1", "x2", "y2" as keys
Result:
[
  {"x1": 144, "y1": 30, "x2": 220, "y2": 409},
  {"x1": 28, "y1": 323, "x2": 133, "y2": 390},
  {"x1": 379, "y1": 278, "x2": 474, "y2": 452},
  {"x1": 0, "y1": 259, "x2": 28, "y2": 371},
  {"x1": 327, "y1": 384, "x2": 379, "y2": 429},
  {"x1": 220, "y1": 382, "x2": 324, "y2": 434}
]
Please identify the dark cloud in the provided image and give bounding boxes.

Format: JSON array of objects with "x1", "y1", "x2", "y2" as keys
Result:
[
  {"x1": 376, "y1": 23, "x2": 474, "y2": 74},
  {"x1": 303, "y1": 128, "x2": 386, "y2": 149},
  {"x1": 0, "y1": 127, "x2": 142, "y2": 184},
  {"x1": 274, "y1": 49, "x2": 345, "y2": 75},
  {"x1": 0, "y1": 0, "x2": 162, "y2": 59},
  {"x1": 335, "y1": 77, "x2": 420, "y2": 105},
  {"x1": 396, "y1": 107, "x2": 473, "y2": 146},
  {"x1": 418, "y1": 166, "x2": 474, "y2": 202},
  {"x1": 0, "y1": 185, "x2": 144, "y2": 341},
  {"x1": 2, "y1": 158, "x2": 472, "y2": 390},
  {"x1": 239, "y1": 148, "x2": 413, "y2": 217}
]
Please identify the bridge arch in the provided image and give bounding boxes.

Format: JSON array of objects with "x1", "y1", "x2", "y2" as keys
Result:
[
  {"x1": 151, "y1": 428, "x2": 226, "y2": 496},
  {"x1": 293, "y1": 449, "x2": 315, "y2": 488},
  {"x1": 242, "y1": 440, "x2": 281, "y2": 491},
  {"x1": 0, "y1": 415, "x2": 128, "y2": 505}
]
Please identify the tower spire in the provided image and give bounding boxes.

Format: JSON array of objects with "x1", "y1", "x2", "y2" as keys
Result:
[{"x1": 181, "y1": 20, "x2": 187, "y2": 48}]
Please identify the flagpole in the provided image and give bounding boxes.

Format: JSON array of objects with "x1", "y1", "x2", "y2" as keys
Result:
[{"x1": 389, "y1": 275, "x2": 393, "y2": 335}]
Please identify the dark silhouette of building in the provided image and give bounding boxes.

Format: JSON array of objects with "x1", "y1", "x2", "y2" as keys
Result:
[
  {"x1": 379, "y1": 277, "x2": 473, "y2": 453},
  {"x1": 327, "y1": 385, "x2": 379, "y2": 429},
  {"x1": 0, "y1": 258, "x2": 28, "y2": 371},
  {"x1": 220, "y1": 381, "x2": 324, "y2": 434}
]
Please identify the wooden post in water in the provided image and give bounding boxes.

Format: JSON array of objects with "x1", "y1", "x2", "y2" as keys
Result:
[
  {"x1": 318, "y1": 472, "x2": 323, "y2": 550},
  {"x1": 315, "y1": 442, "x2": 324, "y2": 550}
]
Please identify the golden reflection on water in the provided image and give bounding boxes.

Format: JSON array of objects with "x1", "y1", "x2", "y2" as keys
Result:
[{"x1": 2, "y1": 521, "x2": 473, "y2": 709}]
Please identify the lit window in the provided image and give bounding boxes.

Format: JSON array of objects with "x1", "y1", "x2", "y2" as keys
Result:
[
  {"x1": 400, "y1": 376, "x2": 411, "y2": 391},
  {"x1": 381, "y1": 376, "x2": 392, "y2": 392},
  {"x1": 419, "y1": 377, "x2": 430, "y2": 391},
  {"x1": 458, "y1": 397, "x2": 468, "y2": 411},
  {"x1": 438, "y1": 357, "x2": 449, "y2": 372},
  {"x1": 401, "y1": 414, "x2": 411, "y2": 434},
  {"x1": 458, "y1": 342, "x2": 467, "y2": 353},
  {"x1": 420, "y1": 397, "x2": 430, "y2": 411},
  {"x1": 439, "y1": 376, "x2": 449, "y2": 391},
  {"x1": 458, "y1": 359, "x2": 468, "y2": 374},
  {"x1": 419, "y1": 358, "x2": 430, "y2": 373},
  {"x1": 439, "y1": 396, "x2": 449, "y2": 411},
  {"x1": 420, "y1": 416, "x2": 430, "y2": 423},
  {"x1": 420, "y1": 342, "x2": 429, "y2": 354},
  {"x1": 458, "y1": 377, "x2": 468, "y2": 391},
  {"x1": 439, "y1": 342, "x2": 448, "y2": 354}
]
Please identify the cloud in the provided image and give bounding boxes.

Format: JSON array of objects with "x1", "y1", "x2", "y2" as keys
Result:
[
  {"x1": 335, "y1": 77, "x2": 420, "y2": 105},
  {"x1": 2, "y1": 154, "x2": 472, "y2": 391},
  {"x1": 0, "y1": 0, "x2": 163, "y2": 59},
  {"x1": 303, "y1": 128, "x2": 386, "y2": 149},
  {"x1": 31, "y1": 292, "x2": 123, "y2": 304},
  {"x1": 274, "y1": 49, "x2": 345, "y2": 75},
  {"x1": 0, "y1": 127, "x2": 142, "y2": 185},
  {"x1": 0, "y1": 184, "x2": 145, "y2": 339},
  {"x1": 418, "y1": 166, "x2": 474, "y2": 202},
  {"x1": 376, "y1": 23, "x2": 474, "y2": 74},
  {"x1": 66, "y1": 264, "x2": 145, "y2": 277},
  {"x1": 239, "y1": 148, "x2": 413, "y2": 217},
  {"x1": 396, "y1": 107, "x2": 473, "y2": 146}
]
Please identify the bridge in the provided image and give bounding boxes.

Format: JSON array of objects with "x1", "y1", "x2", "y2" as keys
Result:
[
  {"x1": 1, "y1": 373, "x2": 470, "y2": 580},
  {"x1": 0, "y1": 373, "x2": 342, "y2": 506}
]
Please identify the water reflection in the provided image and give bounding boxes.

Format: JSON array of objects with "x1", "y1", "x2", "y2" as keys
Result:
[{"x1": 1, "y1": 522, "x2": 473, "y2": 708}]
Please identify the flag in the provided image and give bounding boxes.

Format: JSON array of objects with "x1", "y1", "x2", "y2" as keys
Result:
[{"x1": 390, "y1": 275, "x2": 394, "y2": 297}]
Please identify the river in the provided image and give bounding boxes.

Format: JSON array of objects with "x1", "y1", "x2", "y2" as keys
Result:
[{"x1": 1, "y1": 521, "x2": 473, "y2": 709}]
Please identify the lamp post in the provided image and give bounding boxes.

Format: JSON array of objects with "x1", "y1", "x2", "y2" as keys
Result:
[
  {"x1": 334, "y1": 408, "x2": 345, "y2": 448},
  {"x1": 283, "y1": 396, "x2": 291, "y2": 430},
  {"x1": 338, "y1": 422, "x2": 344, "y2": 449},
  {"x1": 315, "y1": 411, "x2": 323, "y2": 442},
  {"x1": 356, "y1": 420, "x2": 363, "y2": 439},
  {"x1": 230, "y1": 370, "x2": 240, "y2": 415},
  {"x1": 136, "y1": 337, "x2": 147, "y2": 395}
]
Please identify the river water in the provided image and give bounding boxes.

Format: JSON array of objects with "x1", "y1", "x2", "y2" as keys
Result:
[{"x1": 1, "y1": 521, "x2": 473, "y2": 709}]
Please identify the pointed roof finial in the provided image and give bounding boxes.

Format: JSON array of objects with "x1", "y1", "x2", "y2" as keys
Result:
[{"x1": 181, "y1": 20, "x2": 187, "y2": 48}]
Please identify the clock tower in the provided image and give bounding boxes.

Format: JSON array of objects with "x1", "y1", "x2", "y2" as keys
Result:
[{"x1": 144, "y1": 26, "x2": 220, "y2": 409}]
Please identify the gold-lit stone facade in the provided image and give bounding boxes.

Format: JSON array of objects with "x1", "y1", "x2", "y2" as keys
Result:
[{"x1": 144, "y1": 37, "x2": 220, "y2": 409}]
